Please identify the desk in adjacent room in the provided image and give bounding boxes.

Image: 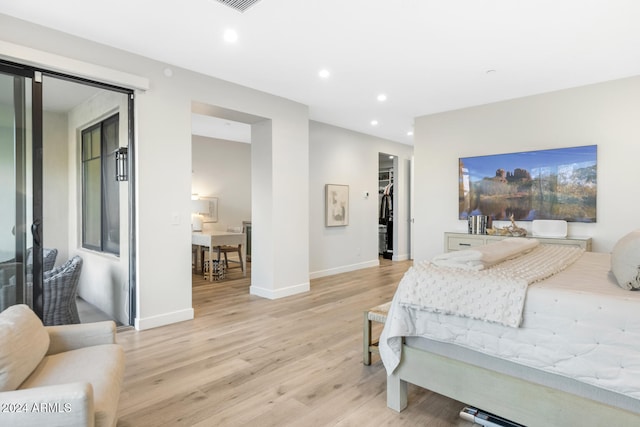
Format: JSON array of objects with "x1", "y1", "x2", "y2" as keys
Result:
[{"x1": 192, "y1": 231, "x2": 247, "y2": 281}]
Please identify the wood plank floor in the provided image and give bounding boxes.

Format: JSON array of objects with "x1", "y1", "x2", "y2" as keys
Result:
[{"x1": 115, "y1": 259, "x2": 476, "y2": 426}]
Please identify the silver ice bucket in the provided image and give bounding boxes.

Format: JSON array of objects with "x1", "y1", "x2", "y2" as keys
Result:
[{"x1": 468, "y1": 215, "x2": 489, "y2": 235}]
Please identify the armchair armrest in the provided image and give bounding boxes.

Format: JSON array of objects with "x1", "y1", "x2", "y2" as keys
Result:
[
  {"x1": 0, "y1": 382, "x2": 94, "y2": 427},
  {"x1": 46, "y1": 321, "x2": 116, "y2": 356}
]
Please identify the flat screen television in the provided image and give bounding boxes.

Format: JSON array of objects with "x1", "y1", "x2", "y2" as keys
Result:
[{"x1": 459, "y1": 145, "x2": 597, "y2": 222}]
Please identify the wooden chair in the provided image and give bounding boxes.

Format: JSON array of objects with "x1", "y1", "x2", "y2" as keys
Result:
[
  {"x1": 192, "y1": 244, "x2": 200, "y2": 273},
  {"x1": 218, "y1": 226, "x2": 244, "y2": 273}
]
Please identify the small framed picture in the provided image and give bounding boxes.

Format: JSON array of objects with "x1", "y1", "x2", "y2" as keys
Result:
[
  {"x1": 200, "y1": 196, "x2": 218, "y2": 223},
  {"x1": 325, "y1": 184, "x2": 349, "y2": 227}
]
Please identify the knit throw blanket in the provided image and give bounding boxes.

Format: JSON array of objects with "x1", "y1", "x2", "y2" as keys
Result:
[
  {"x1": 431, "y1": 237, "x2": 540, "y2": 270},
  {"x1": 397, "y1": 245, "x2": 584, "y2": 327}
]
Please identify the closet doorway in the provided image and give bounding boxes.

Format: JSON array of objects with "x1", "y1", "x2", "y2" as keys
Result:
[{"x1": 378, "y1": 152, "x2": 396, "y2": 260}]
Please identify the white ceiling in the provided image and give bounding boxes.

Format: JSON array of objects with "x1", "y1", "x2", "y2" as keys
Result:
[{"x1": 2, "y1": 0, "x2": 640, "y2": 145}]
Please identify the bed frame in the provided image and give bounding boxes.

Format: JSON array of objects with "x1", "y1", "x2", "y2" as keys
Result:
[{"x1": 387, "y1": 344, "x2": 640, "y2": 426}]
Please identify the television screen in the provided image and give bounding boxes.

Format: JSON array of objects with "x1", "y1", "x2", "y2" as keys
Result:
[{"x1": 459, "y1": 145, "x2": 597, "y2": 222}]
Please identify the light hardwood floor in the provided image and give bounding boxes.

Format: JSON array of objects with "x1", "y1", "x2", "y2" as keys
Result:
[{"x1": 115, "y1": 259, "x2": 476, "y2": 426}]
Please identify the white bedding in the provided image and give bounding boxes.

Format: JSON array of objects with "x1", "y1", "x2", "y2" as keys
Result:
[{"x1": 380, "y1": 251, "x2": 640, "y2": 400}]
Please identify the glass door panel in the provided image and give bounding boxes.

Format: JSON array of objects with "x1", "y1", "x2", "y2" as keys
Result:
[{"x1": 0, "y1": 68, "x2": 33, "y2": 312}]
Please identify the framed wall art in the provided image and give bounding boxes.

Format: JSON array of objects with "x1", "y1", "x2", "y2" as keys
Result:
[
  {"x1": 459, "y1": 145, "x2": 597, "y2": 222},
  {"x1": 200, "y1": 196, "x2": 219, "y2": 223},
  {"x1": 325, "y1": 184, "x2": 349, "y2": 226}
]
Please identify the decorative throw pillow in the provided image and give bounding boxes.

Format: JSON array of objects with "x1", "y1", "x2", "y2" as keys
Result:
[
  {"x1": 611, "y1": 230, "x2": 640, "y2": 290},
  {"x1": 0, "y1": 304, "x2": 50, "y2": 391}
]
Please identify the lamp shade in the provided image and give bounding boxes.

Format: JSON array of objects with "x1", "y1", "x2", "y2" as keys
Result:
[{"x1": 191, "y1": 199, "x2": 210, "y2": 215}]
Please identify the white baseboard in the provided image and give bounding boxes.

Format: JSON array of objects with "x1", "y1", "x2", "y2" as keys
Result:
[
  {"x1": 309, "y1": 259, "x2": 380, "y2": 280},
  {"x1": 250, "y1": 282, "x2": 310, "y2": 300},
  {"x1": 134, "y1": 308, "x2": 194, "y2": 330},
  {"x1": 392, "y1": 252, "x2": 410, "y2": 261}
]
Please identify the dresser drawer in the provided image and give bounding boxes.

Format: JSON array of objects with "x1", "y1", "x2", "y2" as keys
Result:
[{"x1": 447, "y1": 236, "x2": 485, "y2": 251}]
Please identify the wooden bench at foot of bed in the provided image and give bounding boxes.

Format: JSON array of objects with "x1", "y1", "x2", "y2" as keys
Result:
[{"x1": 363, "y1": 302, "x2": 390, "y2": 365}]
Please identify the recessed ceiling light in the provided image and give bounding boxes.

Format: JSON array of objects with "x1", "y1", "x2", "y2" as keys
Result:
[
  {"x1": 377, "y1": 94, "x2": 387, "y2": 102},
  {"x1": 486, "y1": 69, "x2": 496, "y2": 74},
  {"x1": 371, "y1": 120, "x2": 379, "y2": 126},
  {"x1": 224, "y1": 29, "x2": 239, "y2": 43},
  {"x1": 318, "y1": 69, "x2": 331, "y2": 79},
  {"x1": 407, "y1": 131, "x2": 414, "y2": 136}
]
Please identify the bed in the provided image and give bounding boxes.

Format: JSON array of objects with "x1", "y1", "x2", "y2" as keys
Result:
[{"x1": 379, "y1": 234, "x2": 640, "y2": 426}]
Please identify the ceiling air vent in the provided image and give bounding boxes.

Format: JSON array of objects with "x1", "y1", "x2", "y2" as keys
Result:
[{"x1": 214, "y1": 0, "x2": 262, "y2": 12}]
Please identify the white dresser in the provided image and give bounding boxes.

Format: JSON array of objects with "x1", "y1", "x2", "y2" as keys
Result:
[{"x1": 444, "y1": 232, "x2": 592, "y2": 252}]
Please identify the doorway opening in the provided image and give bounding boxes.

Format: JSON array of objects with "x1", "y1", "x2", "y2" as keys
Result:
[
  {"x1": 378, "y1": 152, "x2": 396, "y2": 261},
  {"x1": 43, "y1": 75, "x2": 133, "y2": 326},
  {"x1": 190, "y1": 102, "x2": 264, "y2": 293}
]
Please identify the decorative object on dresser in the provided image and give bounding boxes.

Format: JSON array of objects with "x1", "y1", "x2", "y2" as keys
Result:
[
  {"x1": 467, "y1": 215, "x2": 490, "y2": 234},
  {"x1": 486, "y1": 214, "x2": 527, "y2": 237},
  {"x1": 532, "y1": 219, "x2": 568, "y2": 238}
]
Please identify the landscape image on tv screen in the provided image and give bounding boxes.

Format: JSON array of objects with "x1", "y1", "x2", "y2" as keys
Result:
[{"x1": 459, "y1": 145, "x2": 597, "y2": 222}]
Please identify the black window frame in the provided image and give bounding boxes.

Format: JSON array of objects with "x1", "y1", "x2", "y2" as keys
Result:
[{"x1": 81, "y1": 113, "x2": 120, "y2": 256}]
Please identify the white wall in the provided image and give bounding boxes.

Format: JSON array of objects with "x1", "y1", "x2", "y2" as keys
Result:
[
  {"x1": 309, "y1": 121, "x2": 414, "y2": 278},
  {"x1": 0, "y1": 14, "x2": 311, "y2": 328},
  {"x1": 413, "y1": 76, "x2": 640, "y2": 261},
  {"x1": 191, "y1": 136, "x2": 251, "y2": 231},
  {"x1": 42, "y1": 111, "x2": 69, "y2": 265}
]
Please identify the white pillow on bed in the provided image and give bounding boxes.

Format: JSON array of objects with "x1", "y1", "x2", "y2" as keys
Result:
[{"x1": 611, "y1": 230, "x2": 640, "y2": 290}]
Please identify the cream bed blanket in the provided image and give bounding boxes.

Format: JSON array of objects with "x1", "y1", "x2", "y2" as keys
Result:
[
  {"x1": 431, "y1": 237, "x2": 540, "y2": 270},
  {"x1": 396, "y1": 244, "x2": 584, "y2": 328}
]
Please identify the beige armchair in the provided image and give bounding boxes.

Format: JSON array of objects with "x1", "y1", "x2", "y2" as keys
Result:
[{"x1": 0, "y1": 304, "x2": 124, "y2": 427}]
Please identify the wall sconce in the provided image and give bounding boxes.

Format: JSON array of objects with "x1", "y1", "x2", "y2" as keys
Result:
[{"x1": 115, "y1": 147, "x2": 128, "y2": 181}]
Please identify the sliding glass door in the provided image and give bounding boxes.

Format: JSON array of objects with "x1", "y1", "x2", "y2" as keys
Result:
[
  {"x1": 1, "y1": 61, "x2": 135, "y2": 325},
  {"x1": 0, "y1": 64, "x2": 43, "y2": 315}
]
